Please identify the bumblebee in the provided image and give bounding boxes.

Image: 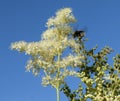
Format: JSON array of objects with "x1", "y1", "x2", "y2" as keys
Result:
[{"x1": 73, "y1": 30, "x2": 85, "y2": 38}]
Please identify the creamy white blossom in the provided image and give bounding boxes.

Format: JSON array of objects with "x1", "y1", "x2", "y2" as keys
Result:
[
  {"x1": 11, "y1": 41, "x2": 27, "y2": 52},
  {"x1": 11, "y1": 7, "x2": 84, "y2": 92},
  {"x1": 54, "y1": 54, "x2": 84, "y2": 68},
  {"x1": 46, "y1": 8, "x2": 76, "y2": 27}
]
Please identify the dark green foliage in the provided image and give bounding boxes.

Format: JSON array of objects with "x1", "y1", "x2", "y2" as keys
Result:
[{"x1": 61, "y1": 32, "x2": 120, "y2": 101}]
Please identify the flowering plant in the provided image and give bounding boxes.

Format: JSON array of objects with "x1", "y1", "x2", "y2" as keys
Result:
[
  {"x1": 11, "y1": 8, "x2": 120, "y2": 101},
  {"x1": 11, "y1": 8, "x2": 85, "y2": 101}
]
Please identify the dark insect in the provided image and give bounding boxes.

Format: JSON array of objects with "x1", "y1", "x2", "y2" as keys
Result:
[{"x1": 73, "y1": 30, "x2": 85, "y2": 38}]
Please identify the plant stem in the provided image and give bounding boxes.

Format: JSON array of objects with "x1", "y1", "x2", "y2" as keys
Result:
[
  {"x1": 56, "y1": 52, "x2": 60, "y2": 101},
  {"x1": 57, "y1": 88, "x2": 60, "y2": 101},
  {"x1": 56, "y1": 34, "x2": 61, "y2": 101}
]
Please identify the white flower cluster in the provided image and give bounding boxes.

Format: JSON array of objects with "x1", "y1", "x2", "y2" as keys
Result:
[
  {"x1": 11, "y1": 8, "x2": 85, "y2": 89},
  {"x1": 11, "y1": 41, "x2": 27, "y2": 52},
  {"x1": 54, "y1": 54, "x2": 84, "y2": 68},
  {"x1": 42, "y1": 25, "x2": 72, "y2": 40},
  {"x1": 91, "y1": 95, "x2": 120, "y2": 101},
  {"x1": 46, "y1": 8, "x2": 76, "y2": 27}
]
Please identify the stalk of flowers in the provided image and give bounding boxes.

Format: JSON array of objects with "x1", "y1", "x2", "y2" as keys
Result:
[{"x1": 11, "y1": 8, "x2": 85, "y2": 101}]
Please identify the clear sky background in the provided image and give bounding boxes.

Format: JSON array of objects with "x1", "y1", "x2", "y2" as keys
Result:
[{"x1": 0, "y1": 0, "x2": 120, "y2": 101}]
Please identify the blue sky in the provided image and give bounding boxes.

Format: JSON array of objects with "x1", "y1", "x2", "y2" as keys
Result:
[{"x1": 0, "y1": 0, "x2": 120, "y2": 101}]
